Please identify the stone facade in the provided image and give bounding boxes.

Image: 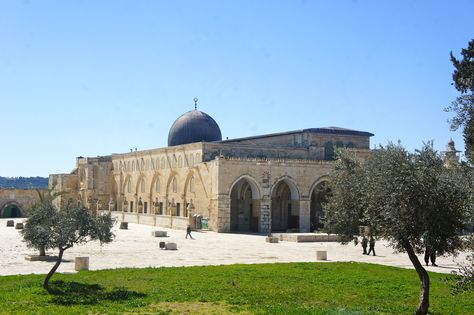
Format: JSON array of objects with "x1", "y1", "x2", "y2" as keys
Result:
[
  {"x1": 50, "y1": 126, "x2": 373, "y2": 233},
  {"x1": 0, "y1": 189, "x2": 48, "y2": 217}
]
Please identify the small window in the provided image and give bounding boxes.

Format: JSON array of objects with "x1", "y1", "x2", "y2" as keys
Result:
[
  {"x1": 161, "y1": 158, "x2": 165, "y2": 169},
  {"x1": 189, "y1": 176, "x2": 194, "y2": 193},
  {"x1": 155, "y1": 178, "x2": 160, "y2": 193},
  {"x1": 172, "y1": 177, "x2": 177, "y2": 193},
  {"x1": 127, "y1": 178, "x2": 132, "y2": 193},
  {"x1": 172, "y1": 156, "x2": 177, "y2": 168},
  {"x1": 156, "y1": 158, "x2": 160, "y2": 170},
  {"x1": 132, "y1": 161, "x2": 135, "y2": 171},
  {"x1": 140, "y1": 178, "x2": 146, "y2": 193},
  {"x1": 141, "y1": 159, "x2": 145, "y2": 171}
]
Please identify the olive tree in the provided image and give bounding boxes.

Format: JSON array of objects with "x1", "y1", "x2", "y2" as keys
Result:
[
  {"x1": 326, "y1": 143, "x2": 471, "y2": 315},
  {"x1": 22, "y1": 199, "x2": 115, "y2": 290},
  {"x1": 21, "y1": 193, "x2": 56, "y2": 257}
]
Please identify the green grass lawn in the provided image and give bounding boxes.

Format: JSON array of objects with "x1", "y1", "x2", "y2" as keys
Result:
[{"x1": 0, "y1": 262, "x2": 472, "y2": 314}]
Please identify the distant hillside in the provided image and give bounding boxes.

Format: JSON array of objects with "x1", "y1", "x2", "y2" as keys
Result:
[{"x1": 0, "y1": 176, "x2": 49, "y2": 189}]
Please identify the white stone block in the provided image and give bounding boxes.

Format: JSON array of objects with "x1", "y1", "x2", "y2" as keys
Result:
[
  {"x1": 165, "y1": 242, "x2": 177, "y2": 250},
  {"x1": 119, "y1": 222, "x2": 128, "y2": 229},
  {"x1": 316, "y1": 250, "x2": 327, "y2": 260},
  {"x1": 152, "y1": 230, "x2": 167, "y2": 237},
  {"x1": 75, "y1": 257, "x2": 89, "y2": 271}
]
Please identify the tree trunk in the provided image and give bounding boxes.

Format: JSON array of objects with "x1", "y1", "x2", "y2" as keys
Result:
[
  {"x1": 43, "y1": 247, "x2": 65, "y2": 291},
  {"x1": 39, "y1": 246, "x2": 45, "y2": 257},
  {"x1": 403, "y1": 240, "x2": 430, "y2": 315}
]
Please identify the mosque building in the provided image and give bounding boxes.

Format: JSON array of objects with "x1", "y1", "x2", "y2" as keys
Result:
[{"x1": 49, "y1": 101, "x2": 374, "y2": 233}]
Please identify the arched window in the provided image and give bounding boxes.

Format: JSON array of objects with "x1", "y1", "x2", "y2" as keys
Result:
[
  {"x1": 178, "y1": 156, "x2": 183, "y2": 168},
  {"x1": 141, "y1": 159, "x2": 145, "y2": 171},
  {"x1": 172, "y1": 155, "x2": 177, "y2": 168},
  {"x1": 132, "y1": 161, "x2": 135, "y2": 171},
  {"x1": 127, "y1": 178, "x2": 132, "y2": 193},
  {"x1": 127, "y1": 161, "x2": 130, "y2": 171},
  {"x1": 189, "y1": 176, "x2": 194, "y2": 193},
  {"x1": 140, "y1": 177, "x2": 146, "y2": 193},
  {"x1": 172, "y1": 177, "x2": 177, "y2": 193},
  {"x1": 161, "y1": 158, "x2": 165, "y2": 169},
  {"x1": 156, "y1": 158, "x2": 160, "y2": 170},
  {"x1": 155, "y1": 178, "x2": 160, "y2": 193}
]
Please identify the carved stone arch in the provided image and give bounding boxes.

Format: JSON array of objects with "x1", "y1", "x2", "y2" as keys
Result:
[
  {"x1": 228, "y1": 174, "x2": 262, "y2": 200},
  {"x1": 309, "y1": 175, "x2": 331, "y2": 232},
  {"x1": 183, "y1": 170, "x2": 196, "y2": 195},
  {"x1": 123, "y1": 175, "x2": 132, "y2": 194},
  {"x1": 165, "y1": 171, "x2": 180, "y2": 195},
  {"x1": 149, "y1": 172, "x2": 163, "y2": 195},
  {"x1": 271, "y1": 175, "x2": 300, "y2": 200},
  {"x1": 135, "y1": 175, "x2": 147, "y2": 194},
  {"x1": 308, "y1": 175, "x2": 331, "y2": 197},
  {"x1": 270, "y1": 175, "x2": 301, "y2": 232},
  {"x1": 229, "y1": 174, "x2": 262, "y2": 232}
]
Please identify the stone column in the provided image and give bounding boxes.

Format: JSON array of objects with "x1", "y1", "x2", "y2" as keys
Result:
[
  {"x1": 299, "y1": 198, "x2": 311, "y2": 233},
  {"x1": 260, "y1": 197, "x2": 271, "y2": 234},
  {"x1": 217, "y1": 194, "x2": 231, "y2": 232}
]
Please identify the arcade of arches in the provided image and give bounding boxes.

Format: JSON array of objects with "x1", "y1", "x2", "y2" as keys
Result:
[{"x1": 230, "y1": 177, "x2": 330, "y2": 233}]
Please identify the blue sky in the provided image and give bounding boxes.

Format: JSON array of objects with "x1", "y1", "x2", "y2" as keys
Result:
[{"x1": 1, "y1": 0, "x2": 473, "y2": 177}]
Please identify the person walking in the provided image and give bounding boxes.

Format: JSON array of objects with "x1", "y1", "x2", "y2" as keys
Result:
[
  {"x1": 424, "y1": 247, "x2": 437, "y2": 266},
  {"x1": 361, "y1": 236, "x2": 368, "y2": 255},
  {"x1": 422, "y1": 231, "x2": 437, "y2": 266},
  {"x1": 367, "y1": 236, "x2": 376, "y2": 256},
  {"x1": 185, "y1": 225, "x2": 193, "y2": 239}
]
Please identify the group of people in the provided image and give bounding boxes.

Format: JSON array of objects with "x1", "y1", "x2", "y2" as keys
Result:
[
  {"x1": 360, "y1": 236, "x2": 376, "y2": 256},
  {"x1": 358, "y1": 233, "x2": 438, "y2": 266}
]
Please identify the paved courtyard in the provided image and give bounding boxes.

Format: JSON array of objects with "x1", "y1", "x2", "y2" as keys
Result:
[{"x1": 0, "y1": 218, "x2": 469, "y2": 276}]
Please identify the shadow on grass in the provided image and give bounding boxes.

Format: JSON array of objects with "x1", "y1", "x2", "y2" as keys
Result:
[{"x1": 48, "y1": 280, "x2": 146, "y2": 305}]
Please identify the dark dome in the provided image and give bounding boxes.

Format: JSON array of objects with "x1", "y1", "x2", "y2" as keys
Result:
[{"x1": 168, "y1": 110, "x2": 222, "y2": 146}]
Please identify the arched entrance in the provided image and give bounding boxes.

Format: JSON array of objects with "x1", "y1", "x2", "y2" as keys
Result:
[
  {"x1": 1, "y1": 204, "x2": 22, "y2": 218},
  {"x1": 230, "y1": 177, "x2": 261, "y2": 232},
  {"x1": 271, "y1": 179, "x2": 300, "y2": 232},
  {"x1": 310, "y1": 181, "x2": 330, "y2": 232}
]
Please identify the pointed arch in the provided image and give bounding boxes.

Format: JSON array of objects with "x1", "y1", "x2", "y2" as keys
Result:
[
  {"x1": 228, "y1": 174, "x2": 262, "y2": 200},
  {"x1": 135, "y1": 175, "x2": 147, "y2": 194},
  {"x1": 309, "y1": 175, "x2": 331, "y2": 232},
  {"x1": 308, "y1": 175, "x2": 331, "y2": 197},
  {"x1": 229, "y1": 175, "x2": 262, "y2": 232},
  {"x1": 166, "y1": 172, "x2": 180, "y2": 195},
  {"x1": 271, "y1": 175, "x2": 300, "y2": 200},
  {"x1": 123, "y1": 175, "x2": 132, "y2": 194}
]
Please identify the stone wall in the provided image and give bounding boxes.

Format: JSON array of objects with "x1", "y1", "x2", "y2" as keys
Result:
[{"x1": 0, "y1": 189, "x2": 49, "y2": 217}]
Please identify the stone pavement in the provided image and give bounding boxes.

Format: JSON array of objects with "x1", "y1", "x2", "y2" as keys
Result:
[{"x1": 0, "y1": 218, "x2": 469, "y2": 276}]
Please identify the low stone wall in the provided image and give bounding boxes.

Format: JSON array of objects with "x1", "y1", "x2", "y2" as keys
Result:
[
  {"x1": 277, "y1": 233, "x2": 341, "y2": 242},
  {"x1": 112, "y1": 211, "x2": 188, "y2": 230}
]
